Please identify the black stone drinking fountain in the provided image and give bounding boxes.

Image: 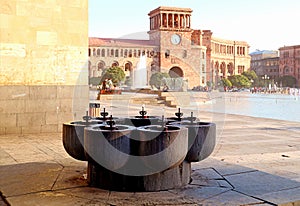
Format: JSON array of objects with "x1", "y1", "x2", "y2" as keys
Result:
[
  {"x1": 62, "y1": 106, "x2": 216, "y2": 191},
  {"x1": 63, "y1": 111, "x2": 103, "y2": 161}
]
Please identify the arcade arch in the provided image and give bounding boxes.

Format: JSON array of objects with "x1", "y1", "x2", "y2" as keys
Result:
[
  {"x1": 124, "y1": 62, "x2": 133, "y2": 77},
  {"x1": 227, "y1": 62, "x2": 234, "y2": 75},
  {"x1": 97, "y1": 61, "x2": 105, "y2": 71},
  {"x1": 169, "y1": 66, "x2": 183, "y2": 78},
  {"x1": 220, "y1": 62, "x2": 226, "y2": 77},
  {"x1": 111, "y1": 61, "x2": 119, "y2": 67}
]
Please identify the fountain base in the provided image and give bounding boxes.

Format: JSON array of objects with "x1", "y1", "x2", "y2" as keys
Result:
[{"x1": 87, "y1": 161, "x2": 191, "y2": 192}]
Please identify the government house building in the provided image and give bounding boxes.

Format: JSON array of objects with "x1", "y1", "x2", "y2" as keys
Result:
[{"x1": 88, "y1": 6, "x2": 251, "y2": 89}]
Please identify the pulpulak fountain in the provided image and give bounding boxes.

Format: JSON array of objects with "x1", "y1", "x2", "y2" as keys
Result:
[{"x1": 63, "y1": 106, "x2": 216, "y2": 191}]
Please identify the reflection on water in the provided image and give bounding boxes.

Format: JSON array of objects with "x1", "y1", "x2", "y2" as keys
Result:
[{"x1": 194, "y1": 92, "x2": 300, "y2": 122}]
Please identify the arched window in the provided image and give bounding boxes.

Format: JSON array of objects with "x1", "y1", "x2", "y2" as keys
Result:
[
  {"x1": 125, "y1": 62, "x2": 131, "y2": 71},
  {"x1": 97, "y1": 61, "x2": 105, "y2": 71},
  {"x1": 115, "y1": 49, "x2": 119, "y2": 57},
  {"x1": 97, "y1": 49, "x2": 100, "y2": 56},
  {"x1": 101, "y1": 49, "x2": 105, "y2": 57},
  {"x1": 227, "y1": 63, "x2": 234, "y2": 75},
  {"x1": 124, "y1": 49, "x2": 128, "y2": 57},
  {"x1": 112, "y1": 61, "x2": 119, "y2": 67}
]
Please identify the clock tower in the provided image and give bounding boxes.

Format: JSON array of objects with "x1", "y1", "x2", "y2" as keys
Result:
[
  {"x1": 148, "y1": 6, "x2": 193, "y2": 45},
  {"x1": 148, "y1": 7, "x2": 203, "y2": 89}
]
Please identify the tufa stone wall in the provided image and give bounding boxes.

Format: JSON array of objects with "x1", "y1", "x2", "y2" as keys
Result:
[{"x1": 0, "y1": 0, "x2": 89, "y2": 134}]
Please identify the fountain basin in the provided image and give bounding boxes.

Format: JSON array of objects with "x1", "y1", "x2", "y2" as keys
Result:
[
  {"x1": 122, "y1": 116, "x2": 160, "y2": 127},
  {"x1": 135, "y1": 125, "x2": 188, "y2": 168},
  {"x1": 84, "y1": 124, "x2": 135, "y2": 171},
  {"x1": 62, "y1": 120, "x2": 102, "y2": 161},
  {"x1": 170, "y1": 121, "x2": 216, "y2": 162}
]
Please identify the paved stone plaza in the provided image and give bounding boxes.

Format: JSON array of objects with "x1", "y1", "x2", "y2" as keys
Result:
[{"x1": 0, "y1": 101, "x2": 300, "y2": 205}]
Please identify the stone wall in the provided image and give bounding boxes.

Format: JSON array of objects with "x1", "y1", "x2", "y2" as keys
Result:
[{"x1": 0, "y1": 0, "x2": 89, "y2": 134}]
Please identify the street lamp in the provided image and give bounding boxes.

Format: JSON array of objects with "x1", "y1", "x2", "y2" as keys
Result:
[{"x1": 262, "y1": 74, "x2": 269, "y2": 92}]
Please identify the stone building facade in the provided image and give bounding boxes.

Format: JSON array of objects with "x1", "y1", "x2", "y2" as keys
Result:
[
  {"x1": 279, "y1": 45, "x2": 300, "y2": 87},
  {"x1": 202, "y1": 33, "x2": 251, "y2": 85},
  {"x1": 0, "y1": 0, "x2": 89, "y2": 134},
  {"x1": 89, "y1": 6, "x2": 251, "y2": 89},
  {"x1": 250, "y1": 50, "x2": 279, "y2": 80},
  {"x1": 88, "y1": 38, "x2": 158, "y2": 86}
]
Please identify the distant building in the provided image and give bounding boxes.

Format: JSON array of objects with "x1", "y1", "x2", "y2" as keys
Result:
[
  {"x1": 278, "y1": 45, "x2": 300, "y2": 87},
  {"x1": 250, "y1": 50, "x2": 279, "y2": 80},
  {"x1": 89, "y1": 6, "x2": 251, "y2": 89},
  {"x1": 202, "y1": 32, "x2": 251, "y2": 85}
]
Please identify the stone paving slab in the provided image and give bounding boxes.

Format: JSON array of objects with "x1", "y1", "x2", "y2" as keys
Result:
[
  {"x1": 225, "y1": 171, "x2": 300, "y2": 203},
  {"x1": 1, "y1": 107, "x2": 300, "y2": 205}
]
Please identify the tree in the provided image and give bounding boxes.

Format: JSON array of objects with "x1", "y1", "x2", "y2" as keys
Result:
[
  {"x1": 242, "y1": 70, "x2": 258, "y2": 81},
  {"x1": 228, "y1": 75, "x2": 251, "y2": 88},
  {"x1": 149, "y1": 72, "x2": 170, "y2": 89},
  {"x1": 242, "y1": 70, "x2": 258, "y2": 87},
  {"x1": 100, "y1": 66, "x2": 125, "y2": 86},
  {"x1": 220, "y1": 78, "x2": 232, "y2": 88}
]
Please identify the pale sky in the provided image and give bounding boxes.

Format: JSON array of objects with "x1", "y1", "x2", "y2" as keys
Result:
[{"x1": 88, "y1": 0, "x2": 300, "y2": 53}]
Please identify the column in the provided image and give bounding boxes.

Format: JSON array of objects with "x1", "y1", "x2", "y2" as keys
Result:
[
  {"x1": 172, "y1": 13, "x2": 174, "y2": 28},
  {"x1": 166, "y1": 13, "x2": 169, "y2": 28},
  {"x1": 158, "y1": 14, "x2": 161, "y2": 28}
]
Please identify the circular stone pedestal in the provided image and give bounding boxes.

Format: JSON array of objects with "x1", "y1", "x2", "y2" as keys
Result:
[{"x1": 87, "y1": 160, "x2": 191, "y2": 192}]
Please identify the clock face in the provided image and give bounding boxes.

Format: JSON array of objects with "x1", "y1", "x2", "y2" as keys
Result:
[{"x1": 171, "y1": 34, "x2": 181, "y2": 45}]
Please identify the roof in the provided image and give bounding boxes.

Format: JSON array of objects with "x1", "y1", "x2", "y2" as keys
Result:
[
  {"x1": 89, "y1": 37, "x2": 156, "y2": 47},
  {"x1": 278, "y1": 45, "x2": 300, "y2": 50},
  {"x1": 249, "y1": 50, "x2": 278, "y2": 55},
  {"x1": 148, "y1": 6, "x2": 192, "y2": 16}
]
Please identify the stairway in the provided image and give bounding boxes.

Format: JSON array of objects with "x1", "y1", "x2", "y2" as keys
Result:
[{"x1": 130, "y1": 96, "x2": 168, "y2": 107}]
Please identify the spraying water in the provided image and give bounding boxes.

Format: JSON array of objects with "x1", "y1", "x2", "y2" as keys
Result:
[{"x1": 133, "y1": 55, "x2": 148, "y2": 89}]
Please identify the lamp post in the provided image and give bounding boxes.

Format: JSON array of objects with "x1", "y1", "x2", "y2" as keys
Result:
[{"x1": 262, "y1": 74, "x2": 269, "y2": 92}]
